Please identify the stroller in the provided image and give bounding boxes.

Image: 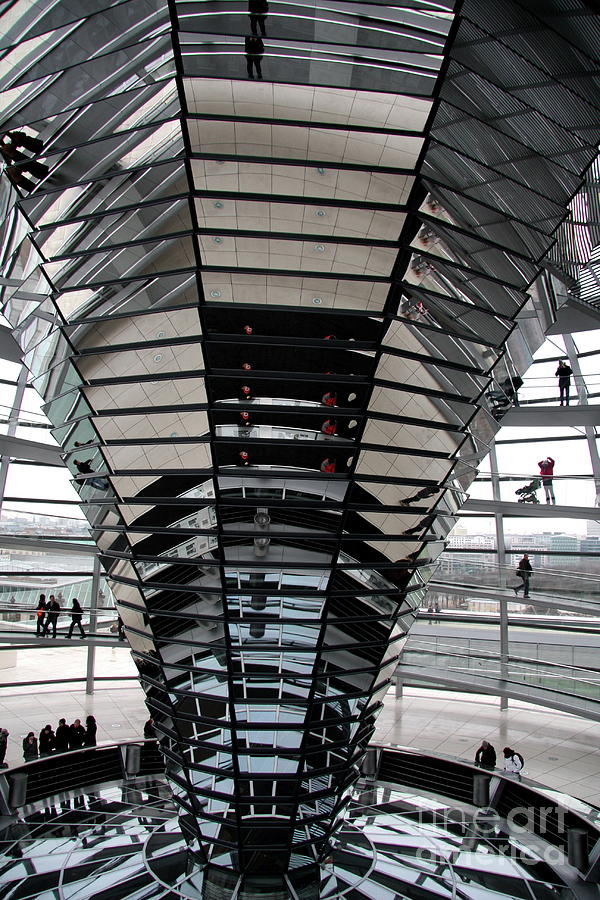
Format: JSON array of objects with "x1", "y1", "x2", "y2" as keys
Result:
[{"x1": 515, "y1": 478, "x2": 540, "y2": 504}]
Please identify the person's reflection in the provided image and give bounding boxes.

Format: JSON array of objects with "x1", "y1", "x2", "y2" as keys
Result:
[
  {"x1": 245, "y1": 35, "x2": 264, "y2": 79},
  {"x1": 248, "y1": 0, "x2": 268, "y2": 36}
]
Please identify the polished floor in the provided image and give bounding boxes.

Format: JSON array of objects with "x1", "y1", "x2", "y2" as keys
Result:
[
  {"x1": 0, "y1": 778, "x2": 573, "y2": 900},
  {"x1": 1, "y1": 645, "x2": 599, "y2": 804}
]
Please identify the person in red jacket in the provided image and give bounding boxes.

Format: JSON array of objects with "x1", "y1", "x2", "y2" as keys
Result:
[
  {"x1": 322, "y1": 391, "x2": 337, "y2": 407},
  {"x1": 241, "y1": 384, "x2": 252, "y2": 400},
  {"x1": 243, "y1": 325, "x2": 253, "y2": 335},
  {"x1": 242, "y1": 362, "x2": 252, "y2": 371},
  {"x1": 538, "y1": 456, "x2": 555, "y2": 504},
  {"x1": 320, "y1": 458, "x2": 336, "y2": 473},
  {"x1": 321, "y1": 419, "x2": 337, "y2": 436},
  {"x1": 239, "y1": 450, "x2": 250, "y2": 466}
]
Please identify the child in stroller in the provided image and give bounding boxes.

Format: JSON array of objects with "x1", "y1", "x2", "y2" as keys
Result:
[{"x1": 515, "y1": 478, "x2": 540, "y2": 503}]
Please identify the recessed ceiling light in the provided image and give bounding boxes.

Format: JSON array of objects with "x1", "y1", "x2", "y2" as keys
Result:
[
  {"x1": 315, "y1": 244, "x2": 325, "y2": 252},
  {"x1": 317, "y1": 167, "x2": 325, "y2": 175},
  {"x1": 153, "y1": 354, "x2": 163, "y2": 362},
  {"x1": 210, "y1": 290, "x2": 221, "y2": 297},
  {"x1": 214, "y1": 201, "x2": 223, "y2": 208},
  {"x1": 316, "y1": 209, "x2": 325, "y2": 217},
  {"x1": 156, "y1": 330, "x2": 165, "y2": 338},
  {"x1": 170, "y1": 432, "x2": 178, "y2": 438},
  {"x1": 312, "y1": 297, "x2": 322, "y2": 304},
  {"x1": 213, "y1": 237, "x2": 223, "y2": 244}
]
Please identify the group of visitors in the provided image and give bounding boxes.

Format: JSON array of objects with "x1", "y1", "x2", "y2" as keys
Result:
[
  {"x1": 474, "y1": 740, "x2": 524, "y2": 775},
  {"x1": 35, "y1": 594, "x2": 86, "y2": 638},
  {"x1": 0, "y1": 715, "x2": 154, "y2": 766},
  {"x1": 21, "y1": 716, "x2": 97, "y2": 761},
  {"x1": 1, "y1": 130, "x2": 48, "y2": 193}
]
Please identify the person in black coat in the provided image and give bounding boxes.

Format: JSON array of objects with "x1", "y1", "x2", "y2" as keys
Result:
[
  {"x1": 248, "y1": 0, "x2": 268, "y2": 35},
  {"x1": 245, "y1": 35, "x2": 264, "y2": 79},
  {"x1": 39, "y1": 724, "x2": 55, "y2": 757},
  {"x1": 55, "y1": 718, "x2": 70, "y2": 753},
  {"x1": 22, "y1": 732, "x2": 38, "y2": 762},
  {"x1": 555, "y1": 360, "x2": 573, "y2": 406},
  {"x1": 43, "y1": 595, "x2": 60, "y2": 638},
  {"x1": 5, "y1": 130, "x2": 44, "y2": 154},
  {"x1": 474, "y1": 740, "x2": 496, "y2": 769},
  {"x1": 513, "y1": 553, "x2": 532, "y2": 598},
  {"x1": 68, "y1": 719, "x2": 85, "y2": 750},
  {"x1": 0, "y1": 728, "x2": 8, "y2": 767},
  {"x1": 67, "y1": 598, "x2": 85, "y2": 639},
  {"x1": 36, "y1": 593, "x2": 47, "y2": 637},
  {"x1": 144, "y1": 717, "x2": 156, "y2": 740},
  {"x1": 84, "y1": 715, "x2": 97, "y2": 747}
]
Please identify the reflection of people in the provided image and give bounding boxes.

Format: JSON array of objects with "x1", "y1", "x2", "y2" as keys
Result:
[
  {"x1": 248, "y1": 0, "x2": 268, "y2": 36},
  {"x1": 74, "y1": 459, "x2": 109, "y2": 490},
  {"x1": 5, "y1": 131, "x2": 44, "y2": 153},
  {"x1": 513, "y1": 554, "x2": 532, "y2": 598},
  {"x1": 320, "y1": 458, "x2": 336, "y2": 473},
  {"x1": 555, "y1": 360, "x2": 572, "y2": 406},
  {"x1": 538, "y1": 456, "x2": 555, "y2": 504},
  {"x1": 1, "y1": 132, "x2": 48, "y2": 194},
  {"x1": 245, "y1": 35, "x2": 264, "y2": 79}
]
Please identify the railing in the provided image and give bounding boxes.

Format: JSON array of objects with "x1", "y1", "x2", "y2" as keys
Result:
[
  {"x1": 469, "y1": 471, "x2": 600, "y2": 508},
  {"x1": 487, "y1": 372, "x2": 600, "y2": 408},
  {"x1": 370, "y1": 745, "x2": 600, "y2": 879},
  {"x1": 400, "y1": 635, "x2": 600, "y2": 707},
  {"x1": 431, "y1": 559, "x2": 600, "y2": 611},
  {"x1": 2, "y1": 740, "x2": 598, "y2": 879},
  {"x1": 0, "y1": 739, "x2": 163, "y2": 805}
]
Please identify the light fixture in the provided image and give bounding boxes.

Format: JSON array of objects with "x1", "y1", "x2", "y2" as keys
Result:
[
  {"x1": 156, "y1": 330, "x2": 165, "y2": 338},
  {"x1": 153, "y1": 354, "x2": 163, "y2": 362},
  {"x1": 316, "y1": 209, "x2": 325, "y2": 217},
  {"x1": 312, "y1": 297, "x2": 322, "y2": 305},
  {"x1": 315, "y1": 244, "x2": 325, "y2": 252},
  {"x1": 213, "y1": 237, "x2": 223, "y2": 244},
  {"x1": 210, "y1": 290, "x2": 222, "y2": 297},
  {"x1": 317, "y1": 167, "x2": 325, "y2": 175},
  {"x1": 170, "y1": 432, "x2": 178, "y2": 438},
  {"x1": 214, "y1": 201, "x2": 223, "y2": 208}
]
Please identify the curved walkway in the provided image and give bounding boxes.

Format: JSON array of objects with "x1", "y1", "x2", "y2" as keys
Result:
[
  {"x1": 502, "y1": 406, "x2": 600, "y2": 426},
  {"x1": 0, "y1": 673, "x2": 599, "y2": 806}
]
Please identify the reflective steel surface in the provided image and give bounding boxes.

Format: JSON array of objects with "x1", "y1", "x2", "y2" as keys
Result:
[
  {"x1": 0, "y1": 776, "x2": 577, "y2": 900},
  {"x1": 1, "y1": 0, "x2": 600, "y2": 885}
]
